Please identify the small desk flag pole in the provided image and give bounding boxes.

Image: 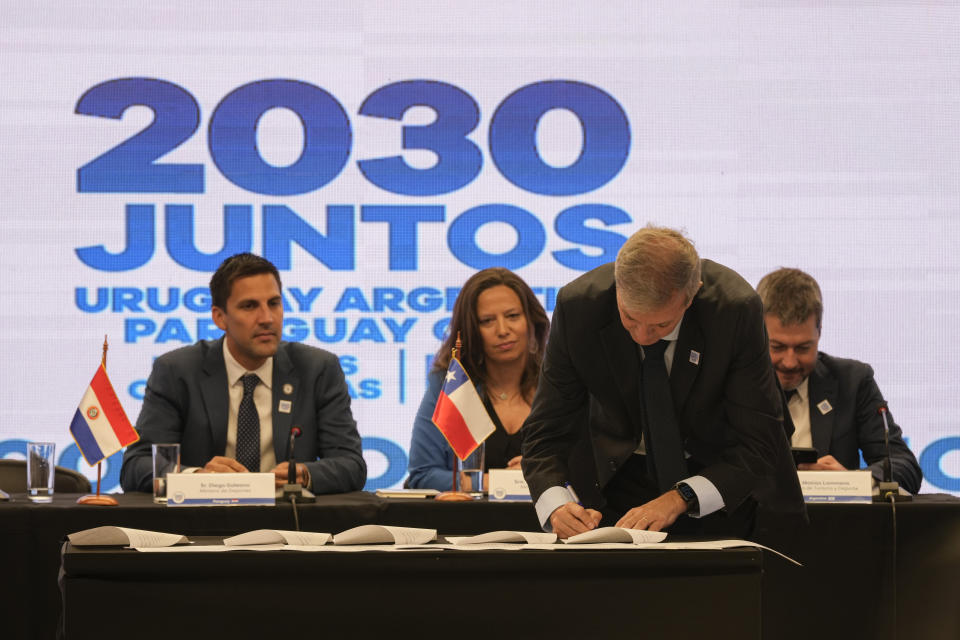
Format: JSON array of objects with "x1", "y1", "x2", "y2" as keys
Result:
[
  {"x1": 93, "y1": 337, "x2": 107, "y2": 498},
  {"x1": 72, "y1": 336, "x2": 139, "y2": 506},
  {"x1": 450, "y1": 334, "x2": 460, "y2": 494},
  {"x1": 433, "y1": 332, "x2": 496, "y2": 502}
]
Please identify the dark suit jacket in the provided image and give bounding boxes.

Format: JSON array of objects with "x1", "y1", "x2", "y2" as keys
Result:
[
  {"x1": 803, "y1": 352, "x2": 922, "y2": 494},
  {"x1": 521, "y1": 260, "x2": 805, "y2": 523},
  {"x1": 120, "y1": 338, "x2": 366, "y2": 493}
]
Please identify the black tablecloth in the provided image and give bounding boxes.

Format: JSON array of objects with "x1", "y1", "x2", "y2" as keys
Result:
[
  {"x1": 2, "y1": 492, "x2": 959, "y2": 640},
  {"x1": 0, "y1": 491, "x2": 537, "y2": 640},
  {"x1": 758, "y1": 494, "x2": 960, "y2": 640},
  {"x1": 60, "y1": 537, "x2": 763, "y2": 640}
]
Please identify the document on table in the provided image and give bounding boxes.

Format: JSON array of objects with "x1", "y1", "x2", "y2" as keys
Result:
[
  {"x1": 563, "y1": 527, "x2": 668, "y2": 544},
  {"x1": 333, "y1": 525, "x2": 437, "y2": 545},
  {"x1": 223, "y1": 529, "x2": 332, "y2": 546},
  {"x1": 546, "y1": 538, "x2": 800, "y2": 565},
  {"x1": 445, "y1": 531, "x2": 557, "y2": 545},
  {"x1": 375, "y1": 488, "x2": 440, "y2": 499},
  {"x1": 69, "y1": 526, "x2": 189, "y2": 548}
]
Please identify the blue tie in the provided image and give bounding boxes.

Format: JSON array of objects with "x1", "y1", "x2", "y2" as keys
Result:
[{"x1": 236, "y1": 374, "x2": 261, "y2": 472}]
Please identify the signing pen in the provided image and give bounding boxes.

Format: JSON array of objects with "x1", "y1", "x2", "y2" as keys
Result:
[{"x1": 564, "y1": 481, "x2": 581, "y2": 506}]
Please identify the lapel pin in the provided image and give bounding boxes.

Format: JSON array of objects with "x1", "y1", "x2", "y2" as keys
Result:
[
  {"x1": 278, "y1": 400, "x2": 292, "y2": 414},
  {"x1": 282, "y1": 383, "x2": 293, "y2": 395},
  {"x1": 688, "y1": 350, "x2": 701, "y2": 365},
  {"x1": 817, "y1": 399, "x2": 833, "y2": 415}
]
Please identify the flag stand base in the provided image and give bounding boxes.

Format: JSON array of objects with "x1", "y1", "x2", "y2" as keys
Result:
[
  {"x1": 435, "y1": 491, "x2": 475, "y2": 501},
  {"x1": 76, "y1": 494, "x2": 118, "y2": 506}
]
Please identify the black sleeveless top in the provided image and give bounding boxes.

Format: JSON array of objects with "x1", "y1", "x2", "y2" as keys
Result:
[{"x1": 480, "y1": 393, "x2": 523, "y2": 470}]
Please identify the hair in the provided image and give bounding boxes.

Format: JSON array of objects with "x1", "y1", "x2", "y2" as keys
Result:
[
  {"x1": 756, "y1": 267, "x2": 823, "y2": 330},
  {"x1": 614, "y1": 225, "x2": 702, "y2": 311},
  {"x1": 433, "y1": 268, "x2": 549, "y2": 402},
  {"x1": 209, "y1": 253, "x2": 282, "y2": 310}
]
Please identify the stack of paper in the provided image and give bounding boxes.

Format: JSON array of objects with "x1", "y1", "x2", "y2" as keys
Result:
[
  {"x1": 68, "y1": 526, "x2": 188, "y2": 547},
  {"x1": 564, "y1": 527, "x2": 668, "y2": 544},
  {"x1": 445, "y1": 531, "x2": 557, "y2": 545}
]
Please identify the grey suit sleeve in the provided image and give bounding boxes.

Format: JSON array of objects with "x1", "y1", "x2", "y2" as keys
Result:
[
  {"x1": 852, "y1": 368, "x2": 923, "y2": 494},
  {"x1": 119, "y1": 357, "x2": 187, "y2": 493},
  {"x1": 305, "y1": 354, "x2": 366, "y2": 494}
]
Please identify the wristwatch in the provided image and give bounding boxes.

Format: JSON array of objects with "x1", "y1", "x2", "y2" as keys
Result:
[{"x1": 673, "y1": 481, "x2": 698, "y2": 514}]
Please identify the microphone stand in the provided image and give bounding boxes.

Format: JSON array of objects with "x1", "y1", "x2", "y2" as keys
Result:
[
  {"x1": 874, "y1": 406, "x2": 911, "y2": 503},
  {"x1": 281, "y1": 426, "x2": 315, "y2": 504},
  {"x1": 874, "y1": 405, "x2": 906, "y2": 640}
]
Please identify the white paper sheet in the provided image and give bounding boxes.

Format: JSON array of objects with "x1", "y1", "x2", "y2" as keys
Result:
[
  {"x1": 223, "y1": 529, "x2": 331, "y2": 546},
  {"x1": 563, "y1": 527, "x2": 668, "y2": 544},
  {"x1": 332, "y1": 525, "x2": 437, "y2": 545},
  {"x1": 445, "y1": 531, "x2": 557, "y2": 545}
]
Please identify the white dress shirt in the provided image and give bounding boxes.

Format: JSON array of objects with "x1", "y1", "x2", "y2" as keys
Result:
[
  {"x1": 222, "y1": 341, "x2": 277, "y2": 472},
  {"x1": 787, "y1": 378, "x2": 812, "y2": 449}
]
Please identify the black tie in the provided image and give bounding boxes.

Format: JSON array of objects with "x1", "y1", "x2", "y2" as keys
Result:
[
  {"x1": 640, "y1": 340, "x2": 688, "y2": 492},
  {"x1": 236, "y1": 374, "x2": 261, "y2": 472},
  {"x1": 785, "y1": 388, "x2": 798, "y2": 402}
]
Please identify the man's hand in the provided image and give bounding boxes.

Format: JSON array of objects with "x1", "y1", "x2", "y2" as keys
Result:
[
  {"x1": 549, "y1": 502, "x2": 603, "y2": 539},
  {"x1": 615, "y1": 490, "x2": 688, "y2": 531},
  {"x1": 270, "y1": 462, "x2": 307, "y2": 488},
  {"x1": 798, "y1": 454, "x2": 847, "y2": 472},
  {"x1": 506, "y1": 455, "x2": 522, "y2": 470},
  {"x1": 198, "y1": 456, "x2": 248, "y2": 473}
]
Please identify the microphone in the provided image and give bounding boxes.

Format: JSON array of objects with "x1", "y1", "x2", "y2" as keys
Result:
[
  {"x1": 287, "y1": 425, "x2": 302, "y2": 482},
  {"x1": 874, "y1": 404, "x2": 911, "y2": 502},
  {"x1": 281, "y1": 425, "x2": 315, "y2": 503}
]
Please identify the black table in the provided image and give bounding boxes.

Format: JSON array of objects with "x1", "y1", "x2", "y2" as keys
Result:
[
  {"x1": 60, "y1": 537, "x2": 763, "y2": 640},
  {"x1": 3, "y1": 492, "x2": 959, "y2": 640},
  {"x1": 757, "y1": 494, "x2": 960, "y2": 640},
  {"x1": 0, "y1": 491, "x2": 538, "y2": 640}
]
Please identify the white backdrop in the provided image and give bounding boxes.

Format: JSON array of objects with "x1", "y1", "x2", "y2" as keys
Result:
[{"x1": 1, "y1": 1, "x2": 957, "y2": 494}]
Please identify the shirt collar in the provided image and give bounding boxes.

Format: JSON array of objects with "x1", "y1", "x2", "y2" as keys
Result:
[
  {"x1": 662, "y1": 316, "x2": 683, "y2": 342},
  {"x1": 222, "y1": 339, "x2": 273, "y2": 390}
]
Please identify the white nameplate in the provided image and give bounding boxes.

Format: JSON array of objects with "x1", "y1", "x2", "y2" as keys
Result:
[
  {"x1": 798, "y1": 470, "x2": 872, "y2": 504},
  {"x1": 166, "y1": 472, "x2": 276, "y2": 506},
  {"x1": 488, "y1": 469, "x2": 531, "y2": 502}
]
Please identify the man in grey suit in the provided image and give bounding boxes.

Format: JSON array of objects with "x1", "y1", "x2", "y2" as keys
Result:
[
  {"x1": 120, "y1": 253, "x2": 366, "y2": 494},
  {"x1": 521, "y1": 226, "x2": 804, "y2": 539},
  {"x1": 756, "y1": 267, "x2": 922, "y2": 494}
]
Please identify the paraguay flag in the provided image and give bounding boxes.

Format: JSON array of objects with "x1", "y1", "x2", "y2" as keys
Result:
[
  {"x1": 431, "y1": 357, "x2": 496, "y2": 461},
  {"x1": 69, "y1": 365, "x2": 139, "y2": 465}
]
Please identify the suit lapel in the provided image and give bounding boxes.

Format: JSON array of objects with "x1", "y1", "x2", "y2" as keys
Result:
[
  {"x1": 600, "y1": 319, "x2": 643, "y2": 433},
  {"x1": 272, "y1": 344, "x2": 299, "y2": 460},
  {"x1": 670, "y1": 305, "x2": 703, "y2": 417},
  {"x1": 201, "y1": 338, "x2": 230, "y2": 457},
  {"x1": 808, "y1": 358, "x2": 837, "y2": 456}
]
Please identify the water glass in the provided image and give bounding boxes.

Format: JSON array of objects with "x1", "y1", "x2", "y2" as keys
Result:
[
  {"x1": 152, "y1": 443, "x2": 181, "y2": 503},
  {"x1": 27, "y1": 442, "x2": 56, "y2": 503},
  {"x1": 457, "y1": 442, "x2": 486, "y2": 496}
]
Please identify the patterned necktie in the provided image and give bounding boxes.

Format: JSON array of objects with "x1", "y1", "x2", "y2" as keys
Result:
[
  {"x1": 236, "y1": 374, "x2": 261, "y2": 472},
  {"x1": 640, "y1": 339, "x2": 688, "y2": 491}
]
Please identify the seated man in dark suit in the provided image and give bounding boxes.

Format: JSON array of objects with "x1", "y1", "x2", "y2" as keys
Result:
[
  {"x1": 756, "y1": 267, "x2": 922, "y2": 493},
  {"x1": 120, "y1": 253, "x2": 366, "y2": 493},
  {"x1": 522, "y1": 225, "x2": 804, "y2": 539}
]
